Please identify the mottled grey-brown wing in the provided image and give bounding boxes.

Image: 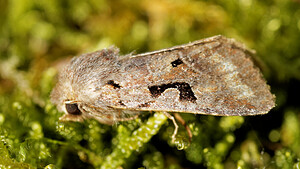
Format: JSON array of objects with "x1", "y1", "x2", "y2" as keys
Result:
[{"x1": 107, "y1": 36, "x2": 275, "y2": 116}]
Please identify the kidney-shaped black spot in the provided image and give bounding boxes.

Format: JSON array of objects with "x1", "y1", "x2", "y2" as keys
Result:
[{"x1": 148, "y1": 82, "x2": 197, "y2": 102}]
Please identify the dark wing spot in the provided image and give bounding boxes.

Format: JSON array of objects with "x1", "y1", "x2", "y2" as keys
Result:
[
  {"x1": 118, "y1": 100, "x2": 126, "y2": 106},
  {"x1": 66, "y1": 103, "x2": 82, "y2": 115},
  {"x1": 171, "y1": 59, "x2": 183, "y2": 67},
  {"x1": 138, "y1": 102, "x2": 151, "y2": 108},
  {"x1": 148, "y1": 82, "x2": 197, "y2": 102},
  {"x1": 107, "y1": 80, "x2": 121, "y2": 89}
]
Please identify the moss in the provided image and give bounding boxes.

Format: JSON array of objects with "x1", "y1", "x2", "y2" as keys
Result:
[
  {"x1": 0, "y1": 0, "x2": 300, "y2": 168},
  {"x1": 0, "y1": 141, "x2": 34, "y2": 169},
  {"x1": 100, "y1": 113, "x2": 168, "y2": 168}
]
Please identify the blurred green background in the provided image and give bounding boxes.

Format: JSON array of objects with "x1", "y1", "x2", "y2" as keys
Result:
[{"x1": 0, "y1": 0, "x2": 300, "y2": 168}]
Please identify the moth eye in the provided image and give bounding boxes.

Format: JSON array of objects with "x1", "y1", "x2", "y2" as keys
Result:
[
  {"x1": 171, "y1": 59, "x2": 183, "y2": 67},
  {"x1": 107, "y1": 80, "x2": 121, "y2": 89},
  {"x1": 65, "y1": 103, "x2": 81, "y2": 115}
]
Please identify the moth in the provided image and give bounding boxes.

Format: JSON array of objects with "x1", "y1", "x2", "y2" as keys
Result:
[{"x1": 51, "y1": 35, "x2": 275, "y2": 134}]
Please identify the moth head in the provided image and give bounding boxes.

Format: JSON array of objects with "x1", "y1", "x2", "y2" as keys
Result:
[
  {"x1": 50, "y1": 67, "x2": 81, "y2": 118},
  {"x1": 50, "y1": 47, "x2": 122, "y2": 124}
]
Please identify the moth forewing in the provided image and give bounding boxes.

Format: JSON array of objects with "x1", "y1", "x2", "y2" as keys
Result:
[
  {"x1": 51, "y1": 35, "x2": 275, "y2": 126},
  {"x1": 108, "y1": 36, "x2": 275, "y2": 116}
]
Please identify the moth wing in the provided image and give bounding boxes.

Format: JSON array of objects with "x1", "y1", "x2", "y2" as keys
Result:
[{"x1": 104, "y1": 35, "x2": 275, "y2": 116}]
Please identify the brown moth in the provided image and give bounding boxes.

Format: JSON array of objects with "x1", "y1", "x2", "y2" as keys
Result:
[{"x1": 51, "y1": 35, "x2": 275, "y2": 127}]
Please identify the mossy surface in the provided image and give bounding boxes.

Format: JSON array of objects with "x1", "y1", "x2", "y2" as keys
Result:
[{"x1": 0, "y1": 0, "x2": 299, "y2": 168}]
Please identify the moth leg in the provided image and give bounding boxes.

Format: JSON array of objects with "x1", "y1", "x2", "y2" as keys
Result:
[
  {"x1": 174, "y1": 113, "x2": 192, "y2": 142},
  {"x1": 162, "y1": 111, "x2": 178, "y2": 143}
]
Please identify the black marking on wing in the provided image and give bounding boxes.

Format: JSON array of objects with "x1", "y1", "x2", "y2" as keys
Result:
[
  {"x1": 107, "y1": 80, "x2": 121, "y2": 89},
  {"x1": 138, "y1": 102, "x2": 151, "y2": 108},
  {"x1": 148, "y1": 82, "x2": 197, "y2": 102},
  {"x1": 118, "y1": 100, "x2": 126, "y2": 106},
  {"x1": 171, "y1": 58, "x2": 183, "y2": 67}
]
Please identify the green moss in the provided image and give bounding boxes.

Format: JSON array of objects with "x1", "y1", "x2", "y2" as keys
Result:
[
  {"x1": 101, "y1": 113, "x2": 168, "y2": 168},
  {"x1": 142, "y1": 151, "x2": 164, "y2": 169},
  {"x1": 274, "y1": 149, "x2": 297, "y2": 169},
  {"x1": 0, "y1": 142, "x2": 34, "y2": 169},
  {"x1": 281, "y1": 110, "x2": 300, "y2": 154}
]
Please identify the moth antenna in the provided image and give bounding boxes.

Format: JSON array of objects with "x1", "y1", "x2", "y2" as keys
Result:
[
  {"x1": 174, "y1": 113, "x2": 193, "y2": 143},
  {"x1": 162, "y1": 111, "x2": 179, "y2": 143}
]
